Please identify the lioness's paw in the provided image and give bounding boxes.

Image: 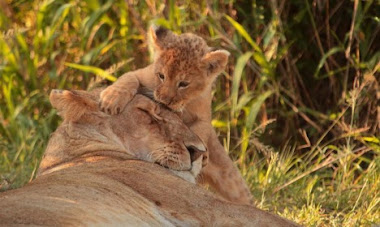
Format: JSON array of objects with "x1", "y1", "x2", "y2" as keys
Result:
[{"x1": 100, "y1": 87, "x2": 134, "y2": 115}]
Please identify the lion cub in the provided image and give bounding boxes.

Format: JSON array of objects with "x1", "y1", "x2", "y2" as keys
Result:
[{"x1": 100, "y1": 26, "x2": 252, "y2": 205}]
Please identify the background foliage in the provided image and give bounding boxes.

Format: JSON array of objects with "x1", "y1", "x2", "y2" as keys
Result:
[{"x1": 0, "y1": 0, "x2": 379, "y2": 226}]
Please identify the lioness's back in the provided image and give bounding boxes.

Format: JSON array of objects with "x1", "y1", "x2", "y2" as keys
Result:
[
  {"x1": 0, "y1": 159, "x2": 177, "y2": 226},
  {"x1": 0, "y1": 159, "x2": 298, "y2": 226}
]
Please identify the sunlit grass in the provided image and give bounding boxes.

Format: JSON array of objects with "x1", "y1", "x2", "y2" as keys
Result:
[{"x1": 1, "y1": 0, "x2": 379, "y2": 226}]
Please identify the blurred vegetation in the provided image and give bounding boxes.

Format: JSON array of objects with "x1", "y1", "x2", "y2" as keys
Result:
[{"x1": 0, "y1": 0, "x2": 379, "y2": 226}]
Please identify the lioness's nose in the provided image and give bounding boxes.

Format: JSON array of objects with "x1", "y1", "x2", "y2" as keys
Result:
[{"x1": 186, "y1": 144, "x2": 206, "y2": 162}]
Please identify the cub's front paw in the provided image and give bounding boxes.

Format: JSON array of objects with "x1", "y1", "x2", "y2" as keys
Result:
[{"x1": 100, "y1": 87, "x2": 134, "y2": 115}]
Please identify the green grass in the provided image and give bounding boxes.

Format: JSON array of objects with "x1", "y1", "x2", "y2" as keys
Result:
[{"x1": 0, "y1": 0, "x2": 379, "y2": 226}]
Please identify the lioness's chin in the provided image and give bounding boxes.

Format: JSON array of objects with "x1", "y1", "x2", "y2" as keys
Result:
[
  {"x1": 154, "y1": 162, "x2": 195, "y2": 183},
  {"x1": 171, "y1": 170, "x2": 196, "y2": 184},
  {"x1": 169, "y1": 155, "x2": 203, "y2": 184}
]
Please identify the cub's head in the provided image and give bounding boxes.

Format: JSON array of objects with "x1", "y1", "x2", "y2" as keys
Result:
[{"x1": 150, "y1": 26, "x2": 230, "y2": 111}]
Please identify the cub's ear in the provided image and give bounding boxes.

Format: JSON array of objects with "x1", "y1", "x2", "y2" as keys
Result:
[
  {"x1": 49, "y1": 89, "x2": 98, "y2": 122},
  {"x1": 201, "y1": 50, "x2": 230, "y2": 76},
  {"x1": 150, "y1": 25, "x2": 175, "y2": 51}
]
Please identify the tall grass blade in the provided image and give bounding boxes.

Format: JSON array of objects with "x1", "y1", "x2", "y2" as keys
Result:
[
  {"x1": 241, "y1": 90, "x2": 273, "y2": 156},
  {"x1": 231, "y1": 52, "x2": 253, "y2": 119},
  {"x1": 65, "y1": 63, "x2": 117, "y2": 81},
  {"x1": 224, "y1": 15, "x2": 261, "y2": 53},
  {"x1": 314, "y1": 47, "x2": 344, "y2": 79}
]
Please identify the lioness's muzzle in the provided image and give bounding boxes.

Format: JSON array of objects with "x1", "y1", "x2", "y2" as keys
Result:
[{"x1": 186, "y1": 144, "x2": 206, "y2": 162}]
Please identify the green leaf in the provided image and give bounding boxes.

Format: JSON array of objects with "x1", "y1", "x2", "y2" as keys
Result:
[
  {"x1": 314, "y1": 46, "x2": 344, "y2": 79},
  {"x1": 236, "y1": 92, "x2": 253, "y2": 114},
  {"x1": 51, "y1": 3, "x2": 73, "y2": 29},
  {"x1": 65, "y1": 63, "x2": 117, "y2": 82},
  {"x1": 231, "y1": 52, "x2": 253, "y2": 118},
  {"x1": 253, "y1": 51, "x2": 272, "y2": 78},
  {"x1": 82, "y1": 41, "x2": 109, "y2": 64},
  {"x1": 0, "y1": 36, "x2": 17, "y2": 67},
  {"x1": 241, "y1": 90, "x2": 273, "y2": 153},
  {"x1": 361, "y1": 136, "x2": 380, "y2": 144},
  {"x1": 225, "y1": 15, "x2": 272, "y2": 80},
  {"x1": 82, "y1": 0, "x2": 113, "y2": 37},
  {"x1": 211, "y1": 119, "x2": 228, "y2": 129},
  {"x1": 224, "y1": 15, "x2": 261, "y2": 53},
  {"x1": 245, "y1": 90, "x2": 273, "y2": 132},
  {"x1": 36, "y1": 0, "x2": 55, "y2": 31}
]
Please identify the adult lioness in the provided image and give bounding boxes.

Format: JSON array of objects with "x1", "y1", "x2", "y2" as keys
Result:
[
  {"x1": 0, "y1": 89, "x2": 298, "y2": 226},
  {"x1": 38, "y1": 89, "x2": 206, "y2": 178}
]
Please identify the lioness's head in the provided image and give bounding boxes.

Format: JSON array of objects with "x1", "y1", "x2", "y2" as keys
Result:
[
  {"x1": 150, "y1": 26, "x2": 230, "y2": 111},
  {"x1": 39, "y1": 89, "x2": 206, "y2": 179}
]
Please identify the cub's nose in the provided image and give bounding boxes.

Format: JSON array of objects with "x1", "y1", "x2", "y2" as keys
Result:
[
  {"x1": 158, "y1": 96, "x2": 173, "y2": 106},
  {"x1": 186, "y1": 144, "x2": 206, "y2": 163}
]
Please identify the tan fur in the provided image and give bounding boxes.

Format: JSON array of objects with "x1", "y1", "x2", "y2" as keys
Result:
[
  {"x1": 0, "y1": 159, "x2": 299, "y2": 226},
  {"x1": 100, "y1": 27, "x2": 253, "y2": 204},
  {"x1": 0, "y1": 89, "x2": 298, "y2": 226},
  {"x1": 39, "y1": 89, "x2": 206, "y2": 176}
]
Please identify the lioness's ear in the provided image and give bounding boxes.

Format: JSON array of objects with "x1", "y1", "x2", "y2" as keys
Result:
[
  {"x1": 50, "y1": 89, "x2": 98, "y2": 122},
  {"x1": 150, "y1": 25, "x2": 175, "y2": 51},
  {"x1": 201, "y1": 50, "x2": 230, "y2": 76},
  {"x1": 133, "y1": 95, "x2": 162, "y2": 121}
]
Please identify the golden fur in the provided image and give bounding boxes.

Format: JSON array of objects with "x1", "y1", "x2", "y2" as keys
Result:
[
  {"x1": 0, "y1": 89, "x2": 298, "y2": 226},
  {"x1": 39, "y1": 89, "x2": 206, "y2": 178},
  {"x1": 100, "y1": 27, "x2": 252, "y2": 204}
]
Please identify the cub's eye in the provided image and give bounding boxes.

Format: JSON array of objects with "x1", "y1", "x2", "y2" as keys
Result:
[
  {"x1": 178, "y1": 81, "x2": 189, "y2": 88},
  {"x1": 157, "y1": 73, "x2": 165, "y2": 81}
]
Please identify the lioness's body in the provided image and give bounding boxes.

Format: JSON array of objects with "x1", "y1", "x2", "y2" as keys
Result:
[
  {"x1": 0, "y1": 89, "x2": 298, "y2": 226},
  {"x1": 0, "y1": 158, "x2": 296, "y2": 226}
]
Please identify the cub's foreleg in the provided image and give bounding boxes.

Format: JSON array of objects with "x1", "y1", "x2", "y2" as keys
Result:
[{"x1": 100, "y1": 72, "x2": 140, "y2": 115}]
